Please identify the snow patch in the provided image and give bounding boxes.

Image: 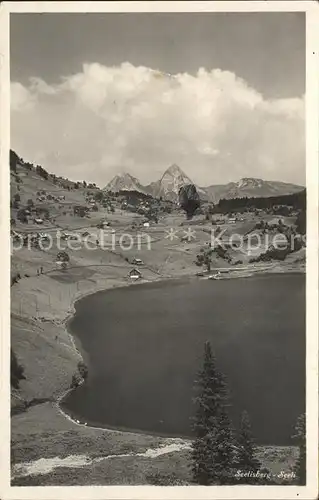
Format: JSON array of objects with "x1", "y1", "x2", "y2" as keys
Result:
[
  {"x1": 12, "y1": 440, "x2": 191, "y2": 478},
  {"x1": 13, "y1": 455, "x2": 92, "y2": 477}
]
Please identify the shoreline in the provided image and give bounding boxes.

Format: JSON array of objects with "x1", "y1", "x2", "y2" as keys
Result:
[
  {"x1": 54, "y1": 263, "x2": 305, "y2": 438},
  {"x1": 55, "y1": 273, "x2": 193, "y2": 436},
  {"x1": 11, "y1": 262, "x2": 304, "y2": 483}
]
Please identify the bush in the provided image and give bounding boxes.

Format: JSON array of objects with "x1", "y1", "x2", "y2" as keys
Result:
[
  {"x1": 70, "y1": 374, "x2": 80, "y2": 389},
  {"x1": 94, "y1": 191, "x2": 104, "y2": 202},
  {"x1": 215, "y1": 245, "x2": 228, "y2": 259},
  {"x1": 77, "y1": 360, "x2": 88, "y2": 380},
  {"x1": 11, "y1": 349, "x2": 26, "y2": 389},
  {"x1": 295, "y1": 210, "x2": 306, "y2": 235},
  {"x1": 36, "y1": 165, "x2": 49, "y2": 180},
  {"x1": 73, "y1": 205, "x2": 88, "y2": 217},
  {"x1": 57, "y1": 251, "x2": 70, "y2": 262},
  {"x1": 10, "y1": 150, "x2": 20, "y2": 172},
  {"x1": 17, "y1": 209, "x2": 28, "y2": 224},
  {"x1": 35, "y1": 207, "x2": 50, "y2": 219},
  {"x1": 195, "y1": 253, "x2": 205, "y2": 266},
  {"x1": 250, "y1": 246, "x2": 290, "y2": 263}
]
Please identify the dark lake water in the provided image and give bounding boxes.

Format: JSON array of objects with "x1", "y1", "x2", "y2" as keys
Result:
[{"x1": 63, "y1": 273, "x2": 305, "y2": 445}]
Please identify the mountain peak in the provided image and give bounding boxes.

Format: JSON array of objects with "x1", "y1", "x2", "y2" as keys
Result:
[
  {"x1": 104, "y1": 172, "x2": 146, "y2": 194},
  {"x1": 105, "y1": 168, "x2": 303, "y2": 203},
  {"x1": 237, "y1": 177, "x2": 264, "y2": 188},
  {"x1": 165, "y1": 164, "x2": 184, "y2": 175}
]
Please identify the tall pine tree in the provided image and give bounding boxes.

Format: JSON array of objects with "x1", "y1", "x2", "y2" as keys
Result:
[
  {"x1": 191, "y1": 341, "x2": 235, "y2": 485},
  {"x1": 235, "y1": 410, "x2": 261, "y2": 483},
  {"x1": 292, "y1": 413, "x2": 306, "y2": 485}
]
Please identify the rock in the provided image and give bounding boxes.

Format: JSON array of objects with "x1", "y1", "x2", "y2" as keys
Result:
[{"x1": 178, "y1": 184, "x2": 200, "y2": 219}]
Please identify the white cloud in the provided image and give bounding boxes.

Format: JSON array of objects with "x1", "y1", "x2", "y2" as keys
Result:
[
  {"x1": 11, "y1": 82, "x2": 36, "y2": 112},
  {"x1": 10, "y1": 62, "x2": 305, "y2": 187}
]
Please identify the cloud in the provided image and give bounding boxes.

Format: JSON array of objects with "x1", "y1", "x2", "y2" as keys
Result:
[
  {"x1": 10, "y1": 62, "x2": 305, "y2": 186},
  {"x1": 11, "y1": 82, "x2": 36, "y2": 112}
]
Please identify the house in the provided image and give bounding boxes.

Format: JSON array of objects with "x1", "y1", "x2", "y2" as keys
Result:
[
  {"x1": 34, "y1": 218, "x2": 44, "y2": 224},
  {"x1": 98, "y1": 220, "x2": 110, "y2": 228},
  {"x1": 143, "y1": 222, "x2": 150, "y2": 228},
  {"x1": 128, "y1": 268, "x2": 142, "y2": 280},
  {"x1": 214, "y1": 218, "x2": 225, "y2": 225},
  {"x1": 38, "y1": 232, "x2": 49, "y2": 240},
  {"x1": 132, "y1": 258, "x2": 144, "y2": 265},
  {"x1": 228, "y1": 217, "x2": 237, "y2": 224}
]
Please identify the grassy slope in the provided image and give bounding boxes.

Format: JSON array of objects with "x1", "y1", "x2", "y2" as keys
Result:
[{"x1": 11, "y1": 403, "x2": 298, "y2": 486}]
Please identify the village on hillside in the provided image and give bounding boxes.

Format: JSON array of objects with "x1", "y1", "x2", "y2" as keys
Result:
[{"x1": 10, "y1": 149, "x2": 305, "y2": 289}]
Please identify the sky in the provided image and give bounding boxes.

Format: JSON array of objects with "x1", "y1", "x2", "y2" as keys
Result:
[{"x1": 10, "y1": 12, "x2": 305, "y2": 187}]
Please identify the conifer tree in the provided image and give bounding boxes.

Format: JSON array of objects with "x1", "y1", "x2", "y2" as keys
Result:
[
  {"x1": 292, "y1": 413, "x2": 306, "y2": 485},
  {"x1": 192, "y1": 341, "x2": 235, "y2": 485},
  {"x1": 235, "y1": 410, "x2": 261, "y2": 483}
]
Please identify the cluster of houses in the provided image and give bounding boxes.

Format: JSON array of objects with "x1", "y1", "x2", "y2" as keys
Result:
[
  {"x1": 15, "y1": 207, "x2": 46, "y2": 225},
  {"x1": 212, "y1": 215, "x2": 245, "y2": 225},
  {"x1": 37, "y1": 190, "x2": 65, "y2": 203}
]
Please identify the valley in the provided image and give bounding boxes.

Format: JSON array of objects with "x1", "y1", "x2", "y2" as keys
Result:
[{"x1": 10, "y1": 151, "x2": 305, "y2": 485}]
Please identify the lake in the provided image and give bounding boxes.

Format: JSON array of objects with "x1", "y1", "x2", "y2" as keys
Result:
[{"x1": 62, "y1": 273, "x2": 305, "y2": 445}]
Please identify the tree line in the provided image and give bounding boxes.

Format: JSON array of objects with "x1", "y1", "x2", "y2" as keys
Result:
[{"x1": 213, "y1": 189, "x2": 306, "y2": 213}]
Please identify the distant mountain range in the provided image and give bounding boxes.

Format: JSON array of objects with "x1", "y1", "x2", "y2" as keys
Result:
[{"x1": 103, "y1": 164, "x2": 304, "y2": 203}]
